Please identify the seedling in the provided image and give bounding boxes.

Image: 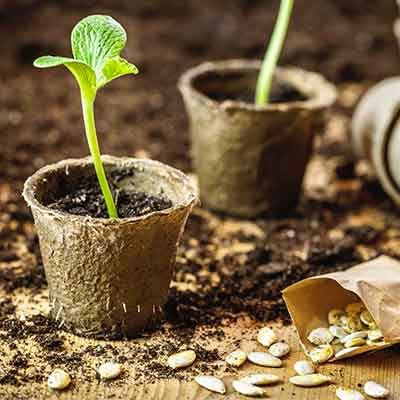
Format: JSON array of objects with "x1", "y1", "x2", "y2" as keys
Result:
[
  {"x1": 33, "y1": 15, "x2": 139, "y2": 218},
  {"x1": 255, "y1": 0, "x2": 294, "y2": 105}
]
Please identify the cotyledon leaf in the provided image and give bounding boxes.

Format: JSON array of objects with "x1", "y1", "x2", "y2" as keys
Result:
[
  {"x1": 97, "y1": 56, "x2": 139, "y2": 88},
  {"x1": 33, "y1": 55, "x2": 96, "y2": 92},
  {"x1": 71, "y1": 15, "x2": 127, "y2": 80}
]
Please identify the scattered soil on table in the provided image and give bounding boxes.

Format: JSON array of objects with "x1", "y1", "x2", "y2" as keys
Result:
[
  {"x1": 46, "y1": 169, "x2": 172, "y2": 218},
  {"x1": 0, "y1": 0, "x2": 400, "y2": 395}
]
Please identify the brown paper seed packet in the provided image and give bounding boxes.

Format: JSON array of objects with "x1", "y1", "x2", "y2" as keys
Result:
[{"x1": 282, "y1": 255, "x2": 400, "y2": 361}]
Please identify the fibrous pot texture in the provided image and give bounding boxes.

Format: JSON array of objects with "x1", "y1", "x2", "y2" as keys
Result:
[
  {"x1": 23, "y1": 156, "x2": 198, "y2": 338},
  {"x1": 352, "y1": 77, "x2": 400, "y2": 207},
  {"x1": 179, "y1": 59, "x2": 337, "y2": 217}
]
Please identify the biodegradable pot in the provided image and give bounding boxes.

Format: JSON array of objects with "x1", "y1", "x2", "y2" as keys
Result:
[
  {"x1": 179, "y1": 60, "x2": 337, "y2": 217},
  {"x1": 23, "y1": 156, "x2": 198, "y2": 338},
  {"x1": 351, "y1": 78, "x2": 400, "y2": 206},
  {"x1": 394, "y1": 0, "x2": 400, "y2": 46}
]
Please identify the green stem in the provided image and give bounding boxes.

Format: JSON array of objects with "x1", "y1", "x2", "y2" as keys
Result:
[
  {"x1": 81, "y1": 93, "x2": 119, "y2": 218},
  {"x1": 255, "y1": 0, "x2": 294, "y2": 105}
]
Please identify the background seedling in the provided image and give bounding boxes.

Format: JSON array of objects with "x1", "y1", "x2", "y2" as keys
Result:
[
  {"x1": 255, "y1": 0, "x2": 294, "y2": 105},
  {"x1": 33, "y1": 15, "x2": 139, "y2": 218}
]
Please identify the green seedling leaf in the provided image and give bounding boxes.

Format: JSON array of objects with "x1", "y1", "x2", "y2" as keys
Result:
[
  {"x1": 33, "y1": 15, "x2": 139, "y2": 219},
  {"x1": 71, "y1": 15, "x2": 127, "y2": 82},
  {"x1": 33, "y1": 56, "x2": 96, "y2": 92},
  {"x1": 98, "y1": 56, "x2": 139, "y2": 88}
]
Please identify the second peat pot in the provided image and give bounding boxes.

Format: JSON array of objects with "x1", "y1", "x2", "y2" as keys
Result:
[{"x1": 179, "y1": 59, "x2": 337, "y2": 217}]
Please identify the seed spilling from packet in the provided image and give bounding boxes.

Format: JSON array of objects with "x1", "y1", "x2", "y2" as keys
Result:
[
  {"x1": 368, "y1": 329, "x2": 383, "y2": 341},
  {"x1": 330, "y1": 325, "x2": 347, "y2": 339},
  {"x1": 309, "y1": 344, "x2": 334, "y2": 363},
  {"x1": 306, "y1": 302, "x2": 385, "y2": 362},
  {"x1": 307, "y1": 327, "x2": 334, "y2": 345},
  {"x1": 193, "y1": 324, "x2": 390, "y2": 399},
  {"x1": 328, "y1": 309, "x2": 345, "y2": 325}
]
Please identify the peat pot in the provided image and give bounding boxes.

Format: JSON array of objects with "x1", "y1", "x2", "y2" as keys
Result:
[
  {"x1": 351, "y1": 78, "x2": 400, "y2": 206},
  {"x1": 23, "y1": 156, "x2": 198, "y2": 338},
  {"x1": 179, "y1": 59, "x2": 337, "y2": 217}
]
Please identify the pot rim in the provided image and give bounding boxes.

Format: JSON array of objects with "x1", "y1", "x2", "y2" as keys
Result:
[
  {"x1": 178, "y1": 59, "x2": 337, "y2": 112},
  {"x1": 23, "y1": 155, "x2": 198, "y2": 226},
  {"x1": 373, "y1": 106, "x2": 400, "y2": 205}
]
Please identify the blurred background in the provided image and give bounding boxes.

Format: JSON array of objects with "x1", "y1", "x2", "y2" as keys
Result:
[{"x1": 0, "y1": 0, "x2": 398, "y2": 191}]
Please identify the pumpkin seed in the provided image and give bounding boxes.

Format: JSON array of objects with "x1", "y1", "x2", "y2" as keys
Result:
[
  {"x1": 368, "y1": 329, "x2": 383, "y2": 342},
  {"x1": 332, "y1": 342, "x2": 345, "y2": 354},
  {"x1": 241, "y1": 373, "x2": 280, "y2": 386},
  {"x1": 340, "y1": 331, "x2": 368, "y2": 344},
  {"x1": 232, "y1": 380, "x2": 267, "y2": 397},
  {"x1": 360, "y1": 310, "x2": 375, "y2": 326},
  {"x1": 226, "y1": 350, "x2": 247, "y2": 367},
  {"x1": 309, "y1": 344, "x2": 334, "y2": 363},
  {"x1": 289, "y1": 374, "x2": 332, "y2": 387},
  {"x1": 48, "y1": 368, "x2": 71, "y2": 390},
  {"x1": 363, "y1": 381, "x2": 389, "y2": 398},
  {"x1": 294, "y1": 360, "x2": 315, "y2": 376},
  {"x1": 167, "y1": 350, "x2": 196, "y2": 369},
  {"x1": 97, "y1": 362, "x2": 121, "y2": 380},
  {"x1": 269, "y1": 342, "x2": 290, "y2": 358},
  {"x1": 248, "y1": 351, "x2": 282, "y2": 367},
  {"x1": 345, "y1": 303, "x2": 365, "y2": 315},
  {"x1": 334, "y1": 347, "x2": 361, "y2": 359},
  {"x1": 339, "y1": 315, "x2": 349, "y2": 327},
  {"x1": 336, "y1": 388, "x2": 365, "y2": 400},
  {"x1": 368, "y1": 321, "x2": 378, "y2": 330},
  {"x1": 194, "y1": 376, "x2": 226, "y2": 394},
  {"x1": 366, "y1": 339, "x2": 387, "y2": 347},
  {"x1": 257, "y1": 327, "x2": 277, "y2": 347},
  {"x1": 344, "y1": 337, "x2": 366, "y2": 348},
  {"x1": 328, "y1": 309, "x2": 345, "y2": 325},
  {"x1": 345, "y1": 315, "x2": 364, "y2": 333},
  {"x1": 307, "y1": 327, "x2": 334, "y2": 345},
  {"x1": 330, "y1": 325, "x2": 347, "y2": 339}
]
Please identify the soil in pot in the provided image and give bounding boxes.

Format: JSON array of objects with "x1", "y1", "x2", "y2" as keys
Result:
[
  {"x1": 46, "y1": 168, "x2": 173, "y2": 219},
  {"x1": 199, "y1": 71, "x2": 307, "y2": 104}
]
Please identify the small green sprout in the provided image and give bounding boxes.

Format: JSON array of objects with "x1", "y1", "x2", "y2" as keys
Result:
[
  {"x1": 255, "y1": 0, "x2": 294, "y2": 105},
  {"x1": 34, "y1": 15, "x2": 139, "y2": 218}
]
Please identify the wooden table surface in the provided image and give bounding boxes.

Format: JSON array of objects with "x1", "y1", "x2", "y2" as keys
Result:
[
  {"x1": 1, "y1": 85, "x2": 400, "y2": 399},
  {"x1": 1, "y1": 315, "x2": 398, "y2": 399}
]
